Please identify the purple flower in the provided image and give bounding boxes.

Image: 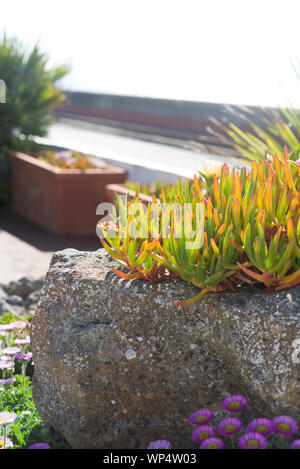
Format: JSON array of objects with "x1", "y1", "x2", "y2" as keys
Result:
[
  {"x1": 15, "y1": 337, "x2": 30, "y2": 345},
  {"x1": 272, "y1": 416, "x2": 299, "y2": 436},
  {"x1": 147, "y1": 440, "x2": 172, "y2": 449},
  {"x1": 295, "y1": 159, "x2": 300, "y2": 168},
  {"x1": 0, "y1": 324, "x2": 16, "y2": 332},
  {"x1": 89, "y1": 157, "x2": 107, "y2": 169},
  {"x1": 217, "y1": 417, "x2": 243, "y2": 436},
  {"x1": 0, "y1": 360, "x2": 14, "y2": 370},
  {"x1": 290, "y1": 440, "x2": 300, "y2": 449},
  {"x1": 0, "y1": 378, "x2": 16, "y2": 386},
  {"x1": 56, "y1": 151, "x2": 73, "y2": 160},
  {"x1": 200, "y1": 437, "x2": 224, "y2": 449},
  {"x1": 222, "y1": 395, "x2": 248, "y2": 413},
  {"x1": 0, "y1": 355, "x2": 13, "y2": 362},
  {"x1": 0, "y1": 411, "x2": 18, "y2": 426},
  {"x1": 0, "y1": 321, "x2": 28, "y2": 333},
  {"x1": 247, "y1": 418, "x2": 273, "y2": 436},
  {"x1": 66, "y1": 157, "x2": 77, "y2": 166},
  {"x1": 14, "y1": 352, "x2": 33, "y2": 362},
  {"x1": 191, "y1": 425, "x2": 215, "y2": 442},
  {"x1": 14, "y1": 321, "x2": 29, "y2": 329},
  {"x1": 188, "y1": 409, "x2": 214, "y2": 425},
  {"x1": 28, "y1": 442, "x2": 51, "y2": 449},
  {"x1": 8, "y1": 321, "x2": 29, "y2": 330},
  {"x1": 2, "y1": 347, "x2": 20, "y2": 356},
  {"x1": 238, "y1": 432, "x2": 268, "y2": 449}
]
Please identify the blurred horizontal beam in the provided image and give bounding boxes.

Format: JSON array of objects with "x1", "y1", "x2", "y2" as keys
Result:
[{"x1": 55, "y1": 91, "x2": 284, "y2": 145}]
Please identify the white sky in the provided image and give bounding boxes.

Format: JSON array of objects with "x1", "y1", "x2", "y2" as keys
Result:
[{"x1": 1, "y1": 0, "x2": 300, "y2": 107}]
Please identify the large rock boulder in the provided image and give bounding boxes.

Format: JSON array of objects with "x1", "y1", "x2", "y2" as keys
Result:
[{"x1": 31, "y1": 249, "x2": 300, "y2": 449}]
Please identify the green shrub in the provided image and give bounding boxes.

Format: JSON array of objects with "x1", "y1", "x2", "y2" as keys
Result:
[
  {"x1": 0, "y1": 312, "x2": 22, "y2": 325},
  {"x1": 0, "y1": 35, "x2": 69, "y2": 205},
  {"x1": 212, "y1": 106, "x2": 300, "y2": 162}
]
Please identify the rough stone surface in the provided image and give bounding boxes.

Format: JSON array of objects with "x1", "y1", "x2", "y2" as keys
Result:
[
  {"x1": 0, "y1": 286, "x2": 7, "y2": 300},
  {"x1": 3, "y1": 276, "x2": 44, "y2": 299},
  {"x1": 0, "y1": 277, "x2": 43, "y2": 318},
  {"x1": 24, "y1": 290, "x2": 41, "y2": 308},
  {"x1": 0, "y1": 297, "x2": 16, "y2": 315},
  {"x1": 31, "y1": 249, "x2": 300, "y2": 449},
  {"x1": 5, "y1": 294, "x2": 24, "y2": 306}
]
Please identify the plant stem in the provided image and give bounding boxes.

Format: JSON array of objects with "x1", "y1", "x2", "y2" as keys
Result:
[
  {"x1": 268, "y1": 435, "x2": 273, "y2": 449},
  {"x1": 21, "y1": 363, "x2": 26, "y2": 392},
  {"x1": 3, "y1": 425, "x2": 6, "y2": 449}
]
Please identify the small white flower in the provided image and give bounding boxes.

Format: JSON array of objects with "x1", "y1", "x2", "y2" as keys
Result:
[
  {"x1": 204, "y1": 160, "x2": 222, "y2": 178},
  {"x1": 265, "y1": 152, "x2": 273, "y2": 163}
]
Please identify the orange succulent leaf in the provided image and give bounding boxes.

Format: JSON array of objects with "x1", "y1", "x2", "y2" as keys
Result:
[
  {"x1": 273, "y1": 270, "x2": 300, "y2": 290},
  {"x1": 111, "y1": 268, "x2": 141, "y2": 280},
  {"x1": 237, "y1": 262, "x2": 264, "y2": 283}
]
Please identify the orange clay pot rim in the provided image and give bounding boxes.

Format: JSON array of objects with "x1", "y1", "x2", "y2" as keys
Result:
[{"x1": 105, "y1": 183, "x2": 153, "y2": 202}]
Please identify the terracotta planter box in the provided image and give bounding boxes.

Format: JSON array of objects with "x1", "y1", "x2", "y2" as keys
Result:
[
  {"x1": 105, "y1": 183, "x2": 153, "y2": 205},
  {"x1": 11, "y1": 152, "x2": 127, "y2": 236}
]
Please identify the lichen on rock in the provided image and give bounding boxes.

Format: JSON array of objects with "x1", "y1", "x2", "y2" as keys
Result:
[{"x1": 31, "y1": 248, "x2": 300, "y2": 449}]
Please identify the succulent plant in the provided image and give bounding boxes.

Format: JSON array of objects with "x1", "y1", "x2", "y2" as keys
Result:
[
  {"x1": 99, "y1": 193, "x2": 179, "y2": 283},
  {"x1": 99, "y1": 148, "x2": 300, "y2": 305}
]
